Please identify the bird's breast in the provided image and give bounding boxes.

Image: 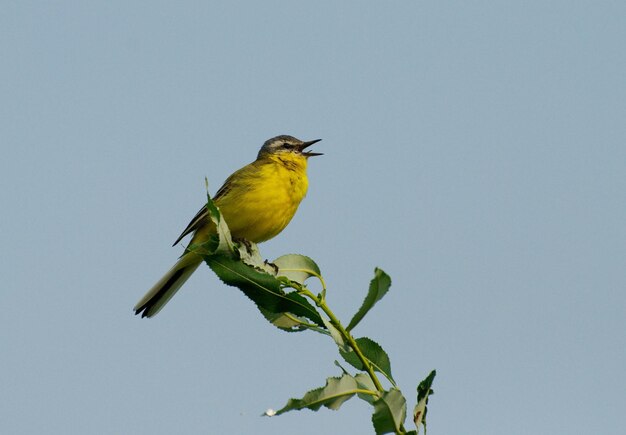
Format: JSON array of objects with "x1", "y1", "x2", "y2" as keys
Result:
[{"x1": 219, "y1": 157, "x2": 309, "y2": 243}]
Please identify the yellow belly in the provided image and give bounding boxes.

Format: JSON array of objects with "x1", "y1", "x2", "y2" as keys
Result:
[{"x1": 213, "y1": 154, "x2": 309, "y2": 243}]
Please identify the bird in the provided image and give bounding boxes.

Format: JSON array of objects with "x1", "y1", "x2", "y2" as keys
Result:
[{"x1": 134, "y1": 135, "x2": 322, "y2": 318}]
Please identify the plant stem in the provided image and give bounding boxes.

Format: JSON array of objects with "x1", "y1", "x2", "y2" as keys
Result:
[{"x1": 299, "y1": 288, "x2": 385, "y2": 393}]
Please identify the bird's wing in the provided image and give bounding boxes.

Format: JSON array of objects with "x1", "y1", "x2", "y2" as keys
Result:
[{"x1": 171, "y1": 169, "x2": 243, "y2": 246}]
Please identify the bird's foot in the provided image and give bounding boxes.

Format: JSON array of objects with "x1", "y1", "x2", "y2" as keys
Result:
[
  {"x1": 264, "y1": 259, "x2": 279, "y2": 275},
  {"x1": 234, "y1": 238, "x2": 254, "y2": 255}
]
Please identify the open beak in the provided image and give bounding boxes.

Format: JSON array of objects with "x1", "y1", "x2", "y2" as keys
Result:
[{"x1": 300, "y1": 138, "x2": 323, "y2": 157}]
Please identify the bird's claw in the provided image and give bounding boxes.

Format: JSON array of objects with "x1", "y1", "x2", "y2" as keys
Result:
[
  {"x1": 264, "y1": 259, "x2": 279, "y2": 274},
  {"x1": 235, "y1": 238, "x2": 254, "y2": 255}
]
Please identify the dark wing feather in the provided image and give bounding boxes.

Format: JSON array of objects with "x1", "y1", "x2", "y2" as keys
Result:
[
  {"x1": 171, "y1": 177, "x2": 235, "y2": 246},
  {"x1": 172, "y1": 205, "x2": 207, "y2": 246}
]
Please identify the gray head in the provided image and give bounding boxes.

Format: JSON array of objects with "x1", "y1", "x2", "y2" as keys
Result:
[{"x1": 257, "y1": 135, "x2": 322, "y2": 159}]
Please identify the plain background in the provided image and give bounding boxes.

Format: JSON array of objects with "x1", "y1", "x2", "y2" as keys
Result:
[{"x1": 1, "y1": 1, "x2": 625, "y2": 434}]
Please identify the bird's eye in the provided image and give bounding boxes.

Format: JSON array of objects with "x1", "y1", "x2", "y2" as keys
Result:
[{"x1": 282, "y1": 142, "x2": 294, "y2": 149}]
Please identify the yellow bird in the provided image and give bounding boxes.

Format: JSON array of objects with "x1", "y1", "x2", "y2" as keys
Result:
[{"x1": 134, "y1": 135, "x2": 322, "y2": 318}]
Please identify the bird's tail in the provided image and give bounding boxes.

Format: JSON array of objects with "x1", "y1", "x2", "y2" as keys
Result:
[{"x1": 134, "y1": 252, "x2": 203, "y2": 318}]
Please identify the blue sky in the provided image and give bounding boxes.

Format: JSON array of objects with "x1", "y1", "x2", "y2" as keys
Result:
[{"x1": 1, "y1": 2, "x2": 625, "y2": 434}]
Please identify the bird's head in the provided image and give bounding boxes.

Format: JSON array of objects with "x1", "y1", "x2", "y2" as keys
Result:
[{"x1": 257, "y1": 135, "x2": 322, "y2": 159}]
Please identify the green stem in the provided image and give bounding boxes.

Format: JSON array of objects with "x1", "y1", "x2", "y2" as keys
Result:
[
  {"x1": 299, "y1": 288, "x2": 385, "y2": 393},
  {"x1": 283, "y1": 313, "x2": 329, "y2": 333}
]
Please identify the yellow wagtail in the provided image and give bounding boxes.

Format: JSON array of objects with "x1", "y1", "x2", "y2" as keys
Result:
[{"x1": 134, "y1": 135, "x2": 322, "y2": 318}]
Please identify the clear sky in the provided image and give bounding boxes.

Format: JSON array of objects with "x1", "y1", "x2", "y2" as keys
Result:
[{"x1": 1, "y1": 1, "x2": 625, "y2": 434}]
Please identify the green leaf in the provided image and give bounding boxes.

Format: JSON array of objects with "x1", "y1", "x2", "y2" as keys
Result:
[
  {"x1": 273, "y1": 254, "x2": 322, "y2": 285},
  {"x1": 235, "y1": 239, "x2": 281, "y2": 276},
  {"x1": 258, "y1": 294, "x2": 328, "y2": 334},
  {"x1": 339, "y1": 337, "x2": 395, "y2": 384},
  {"x1": 205, "y1": 254, "x2": 324, "y2": 327},
  {"x1": 334, "y1": 360, "x2": 350, "y2": 375},
  {"x1": 322, "y1": 317, "x2": 349, "y2": 352},
  {"x1": 204, "y1": 186, "x2": 235, "y2": 254},
  {"x1": 416, "y1": 370, "x2": 436, "y2": 403},
  {"x1": 354, "y1": 373, "x2": 378, "y2": 404},
  {"x1": 372, "y1": 388, "x2": 407, "y2": 434},
  {"x1": 270, "y1": 374, "x2": 359, "y2": 416},
  {"x1": 257, "y1": 308, "x2": 307, "y2": 332},
  {"x1": 413, "y1": 370, "x2": 436, "y2": 434},
  {"x1": 347, "y1": 268, "x2": 391, "y2": 331}
]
